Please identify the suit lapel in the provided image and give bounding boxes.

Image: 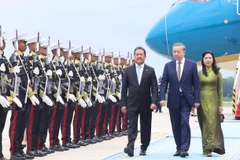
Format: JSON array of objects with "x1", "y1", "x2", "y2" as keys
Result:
[
  {"x1": 172, "y1": 60, "x2": 179, "y2": 82},
  {"x1": 180, "y1": 60, "x2": 188, "y2": 82},
  {"x1": 140, "y1": 64, "x2": 147, "y2": 86}
]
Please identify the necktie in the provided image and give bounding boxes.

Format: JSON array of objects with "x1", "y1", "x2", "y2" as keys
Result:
[
  {"x1": 137, "y1": 65, "x2": 142, "y2": 84},
  {"x1": 177, "y1": 61, "x2": 181, "y2": 81}
]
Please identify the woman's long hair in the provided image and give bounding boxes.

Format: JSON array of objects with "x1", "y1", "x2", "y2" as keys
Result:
[{"x1": 201, "y1": 50, "x2": 220, "y2": 76}]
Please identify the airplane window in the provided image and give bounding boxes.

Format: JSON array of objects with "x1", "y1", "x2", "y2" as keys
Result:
[{"x1": 191, "y1": 0, "x2": 210, "y2": 2}]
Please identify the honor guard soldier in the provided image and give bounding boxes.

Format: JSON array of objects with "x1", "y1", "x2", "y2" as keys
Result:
[
  {"x1": 120, "y1": 54, "x2": 128, "y2": 136},
  {"x1": 0, "y1": 29, "x2": 16, "y2": 160},
  {"x1": 95, "y1": 51, "x2": 107, "y2": 141},
  {"x1": 48, "y1": 41, "x2": 68, "y2": 152},
  {"x1": 88, "y1": 49, "x2": 105, "y2": 143},
  {"x1": 9, "y1": 31, "x2": 40, "y2": 160},
  {"x1": 25, "y1": 35, "x2": 48, "y2": 157},
  {"x1": 36, "y1": 38, "x2": 55, "y2": 154},
  {"x1": 110, "y1": 53, "x2": 122, "y2": 137},
  {"x1": 81, "y1": 47, "x2": 94, "y2": 144},
  {"x1": 102, "y1": 51, "x2": 117, "y2": 140},
  {"x1": 71, "y1": 46, "x2": 88, "y2": 147},
  {"x1": 61, "y1": 45, "x2": 80, "y2": 149}
]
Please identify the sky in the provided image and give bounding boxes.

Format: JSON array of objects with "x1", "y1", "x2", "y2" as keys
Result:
[{"x1": 0, "y1": 0, "x2": 235, "y2": 78}]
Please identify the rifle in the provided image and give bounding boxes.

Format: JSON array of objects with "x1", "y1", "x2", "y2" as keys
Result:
[
  {"x1": 88, "y1": 47, "x2": 93, "y2": 99},
  {"x1": 0, "y1": 26, "x2": 7, "y2": 96},
  {"x1": 102, "y1": 49, "x2": 110, "y2": 101},
  {"x1": 16, "y1": 43, "x2": 30, "y2": 109},
  {"x1": 45, "y1": 36, "x2": 53, "y2": 95},
  {"x1": 130, "y1": 53, "x2": 133, "y2": 65},
  {"x1": 80, "y1": 46, "x2": 92, "y2": 105},
  {"x1": 127, "y1": 52, "x2": 130, "y2": 65},
  {"x1": 79, "y1": 46, "x2": 85, "y2": 97},
  {"x1": 63, "y1": 40, "x2": 72, "y2": 102},
  {"x1": 117, "y1": 52, "x2": 121, "y2": 72},
  {"x1": 104, "y1": 51, "x2": 113, "y2": 100},
  {"x1": 89, "y1": 50, "x2": 98, "y2": 101},
  {"x1": 55, "y1": 40, "x2": 61, "y2": 101},
  {"x1": 71, "y1": 50, "x2": 82, "y2": 98},
  {"x1": 0, "y1": 25, "x2": 3, "y2": 57},
  {"x1": 11, "y1": 30, "x2": 20, "y2": 100},
  {"x1": 32, "y1": 32, "x2": 40, "y2": 96}
]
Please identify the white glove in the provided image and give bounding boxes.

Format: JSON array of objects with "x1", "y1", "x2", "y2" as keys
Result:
[
  {"x1": 68, "y1": 94, "x2": 77, "y2": 102},
  {"x1": 96, "y1": 94, "x2": 104, "y2": 103},
  {"x1": 87, "y1": 76, "x2": 92, "y2": 82},
  {"x1": 56, "y1": 96, "x2": 64, "y2": 105},
  {"x1": 13, "y1": 66, "x2": 20, "y2": 74},
  {"x1": 68, "y1": 71, "x2": 73, "y2": 77},
  {"x1": 79, "y1": 99, "x2": 87, "y2": 108},
  {"x1": 30, "y1": 95, "x2": 40, "y2": 106},
  {"x1": 102, "y1": 96, "x2": 106, "y2": 103},
  {"x1": 42, "y1": 95, "x2": 53, "y2": 106},
  {"x1": 56, "y1": 69, "x2": 62, "y2": 76},
  {"x1": 80, "y1": 77, "x2": 85, "y2": 82},
  {"x1": 13, "y1": 96, "x2": 22, "y2": 108},
  {"x1": 98, "y1": 75, "x2": 105, "y2": 81},
  {"x1": 112, "y1": 78, "x2": 116, "y2": 84},
  {"x1": 118, "y1": 75, "x2": 122, "y2": 81},
  {"x1": 86, "y1": 98, "x2": 92, "y2": 107},
  {"x1": 108, "y1": 95, "x2": 117, "y2": 103},
  {"x1": 118, "y1": 93, "x2": 121, "y2": 100},
  {"x1": 33, "y1": 67, "x2": 40, "y2": 75},
  {"x1": 0, "y1": 63, "x2": 6, "y2": 72},
  {"x1": 0, "y1": 95, "x2": 10, "y2": 108},
  {"x1": 46, "y1": 70, "x2": 53, "y2": 77}
]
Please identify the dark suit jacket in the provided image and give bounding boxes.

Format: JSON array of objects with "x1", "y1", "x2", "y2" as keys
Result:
[
  {"x1": 160, "y1": 59, "x2": 200, "y2": 109},
  {"x1": 121, "y1": 64, "x2": 158, "y2": 112}
]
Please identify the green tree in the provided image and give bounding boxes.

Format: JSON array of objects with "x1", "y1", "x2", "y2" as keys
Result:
[{"x1": 222, "y1": 77, "x2": 234, "y2": 98}]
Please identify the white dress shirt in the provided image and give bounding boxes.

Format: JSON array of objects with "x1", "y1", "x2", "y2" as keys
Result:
[{"x1": 135, "y1": 63, "x2": 144, "y2": 84}]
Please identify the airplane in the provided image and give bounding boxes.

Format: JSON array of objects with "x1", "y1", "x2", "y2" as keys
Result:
[{"x1": 145, "y1": 0, "x2": 240, "y2": 119}]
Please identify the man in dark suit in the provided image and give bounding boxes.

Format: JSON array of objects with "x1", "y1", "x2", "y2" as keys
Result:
[
  {"x1": 160, "y1": 42, "x2": 200, "y2": 158},
  {"x1": 121, "y1": 46, "x2": 157, "y2": 157}
]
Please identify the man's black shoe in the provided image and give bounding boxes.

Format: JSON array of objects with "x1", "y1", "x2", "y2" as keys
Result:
[
  {"x1": 173, "y1": 150, "x2": 181, "y2": 156},
  {"x1": 114, "y1": 132, "x2": 123, "y2": 137},
  {"x1": 36, "y1": 150, "x2": 47, "y2": 157},
  {"x1": 124, "y1": 147, "x2": 134, "y2": 157},
  {"x1": 139, "y1": 149, "x2": 146, "y2": 156},
  {"x1": 108, "y1": 134, "x2": 115, "y2": 139},
  {"x1": 41, "y1": 146, "x2": 54, "y2": 154},
  {"x1": 75, "y1": 140, "x2": 88, "y2": 146},
  {"x1": 26, "y1": 151, "x2": 38, "y2": 157},
  {"x1": 93, "y1": 136, "x2": 103, "y2": 142},
  {"x1": 63, "y1": 143, "x2": 78, "y2": 149},
  {"x1": 83, "y1": 139, "x2": 91, "y2": 144},
  {"x1": 122, "y1": 130, "x2": 128, "y2": 136},
  {"x1": 62, "y1": 145, "x2": 69, "y2": 151},
  {"x1": 19, "y1": 150, "x2": 34, "y2": 159},
  {"x1": 10, "y1": 152, "x2": 25, "y2": 160},
  {"x1": 102, "y1": 135, "x2": 111, "y2": 141},
  {"x1": 71, "y1": 141, "x2": 80, "y2": 148},
  {"x1": 49, "y1": 145, "x2": 64, "y2": 152},
  {"x1": 180, "y1": 150, "x2": 189, "y2": 157},
  {"x1": 89, "y1": 138, "x2": 97, "y2": 144},
  {"x1": 25, "y1": 153, "x2": 34, "y2": 159}
]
